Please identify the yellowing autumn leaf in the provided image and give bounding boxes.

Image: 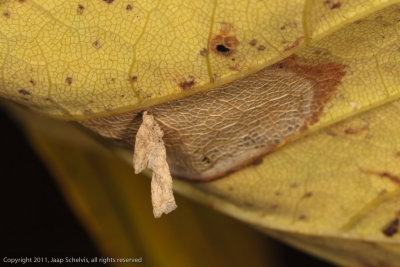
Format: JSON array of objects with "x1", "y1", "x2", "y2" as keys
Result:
[{"x1": 2, "y1": 0, "x2": 400, "y2": 266}]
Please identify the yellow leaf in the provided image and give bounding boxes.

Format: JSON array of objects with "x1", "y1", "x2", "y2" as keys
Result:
[
  {"x1": 0, "y1": 0, "x2": 397, "y2": 120},
  {"x1": 2, "y1": 1, "x2": 400, "y2": 266}
]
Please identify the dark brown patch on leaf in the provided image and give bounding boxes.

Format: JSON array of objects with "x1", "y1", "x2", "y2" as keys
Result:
[
  {"x1": 130, "y1": 76, "x2": 138, "y2": 82},
  {"x1": 344, "y1": 128, "x2": 356, "y2": 134},
  {"x1": 199, "y1": 48, "x2": 208, "y2": 56},
  {"x1": 29, "y1": 79, "x2": 36, "y2": 86},
  {"x1": 210, "y1": 24, "x2": 239, "y2": 57},
  {"x1": 249, "y1": 39, "x2": 257, "y2": 46},
  {"x1": 3, "y1": 11, "x2": 10, "y2": 18},
  {"x1": 382, "y1": 218, "x2": 399, "y2": 237},
  {"x1": 251, "y1": 157, "x2": 263, "y2": 166},
  {"x1": 257, "y1": 45, "x2": 266, "y2": 51},
  {"x1": 65, "y1": 77, "x2": 73, "y2": 85},
  {"x1": 92, "y1": 40, "x2": 102, "y2": 49},
  {"x1": 283, "y1": 37, "x2": 303, "y2": 52},
  {"x1": 298, "y1": 215, "x2": 307, "y2": 220},
  {"x1": 361, "y1": 169, "x2": 400, "y2": 185},
  {"x1": 324, "y1": 0, "x2": 342, "y2": 9},
  {"x1": 18, "y1": 89, "x2": 31, "y2": 95},
  {"x1": 270, "y1": 55, "x2": 347, "y2": 126},
  {"x1": 103, "y1": 0, "x2": 114, "y2": 4},
  {"x1": 303, "y1": 192, "x2": 313, "y2": 198},
  {"x1": 243, "y1": 201, "x2": 253, "y2": 207},
  {"x1": 179, "y1": 79, "x2": 195, "y2": 91},
  {"x1": 77, "y1": 4, "x2": 85, "y2": 15},
  {"x1": 344, "y1": 125, "x2": 369, "y2": 135},
  {"x1": 126, "y1": 4, "x2": 133, "y2": 10},
  {"x1": 326, "y1": 130, "x2": 337, "y2": 136}
]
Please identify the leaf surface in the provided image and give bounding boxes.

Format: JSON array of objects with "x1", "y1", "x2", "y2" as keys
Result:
[
  {"x1": 0, "y1": 0, "x2": 397, "y2": 121},
  {"x1": 2, "y1": 1, "x2": 400, "y2": 266}
]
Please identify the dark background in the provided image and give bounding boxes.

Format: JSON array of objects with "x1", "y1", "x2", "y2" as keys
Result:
[{"x1": 0, "y1": 108, "x2": 334, "y2": 267}]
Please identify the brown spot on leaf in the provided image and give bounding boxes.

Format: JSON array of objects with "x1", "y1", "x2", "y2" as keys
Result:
[
  {"x1": 103, "y1": 0, "x2": 114, "y2": 4},
  {"x1": 251, "y1": 157, "x2": 263, "y2": 166},
  {"x1": 326, "y1": 129, "x2": 338, "y2": 136},
  {"x1": 344, "y1": 125, "x2": 369, "y2": 135},
  {"x1": 360, "y1": 169, "x2": 400, "y2": 185},
  {"x1": 92, "y1": 40, "x2": 102, "y2": 49},
  {"x1": 243, "y1": 201, "x2": 253, "y2": 207},
  {"x1": 199, "y1": 48, "x2": 208, "y2": 56},
  {"x1": 3, "y1": 11, "x2": 10, "y2": 18},
  {"x1": 382, "y1": 218, "x2": 399, "y2": 237},
  {"x1": 331, "y1": 2, "x2": 341, "y2": 9},
  {"x1": 280, "y1": 55, "x2": 346, "y2": 125},
  {"x1": 344, "y1": 128, "x2": 355, "y2": 135},
  {"x1": 65, "y1": 77, "x2": 73, "y2": 85},
  {"x1": 210, "y1": 24, "x2": 239, "y2": 57},
  {"x1": 249, "y1": 39, "x2": 258, "y2": 46},
  {"x1": 257, "y1": 45, "x2": 266, "y2": 51},
  {"x1": 283, "y1": 37, "x2": 303, "y2": 52},
  {"x1": 379, "y1": 172, "x2": 400, "y2": 184},
  {"x1": 179, "y1": 79, "x2": 195, "y2": 91},
  {"x1": 18, "y1": 89, "x2": 31, "y2": 95},
  {"x1": 92, "y1": 40, "x2": 101, "y2": 49},
  {"x1": 29, "y1": 79, "x2": 36, "y2": 86},
  {"x1": 130, "y1": 76, "x2": 138, "y2": 82},
  {"x1": 298, "y1": 214, "x2": 307, "y2": 220},
  {"x1": 77, "y1": 4, "x2": 85, "y2": 15},
  {"x1": 324, "y1": 0, "x2": 342, "y2": 9},
  {"x1": 126, "y1": 4, "x2": 133, "y2": 10},
  {"x1": 303, "y1": 192, "x2": 313, "y2": 198}
]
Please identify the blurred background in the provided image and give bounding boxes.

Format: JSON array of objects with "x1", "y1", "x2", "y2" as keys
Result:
[{"x1": 0, "y1": 107, "x2": 334, "y2": 267}]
